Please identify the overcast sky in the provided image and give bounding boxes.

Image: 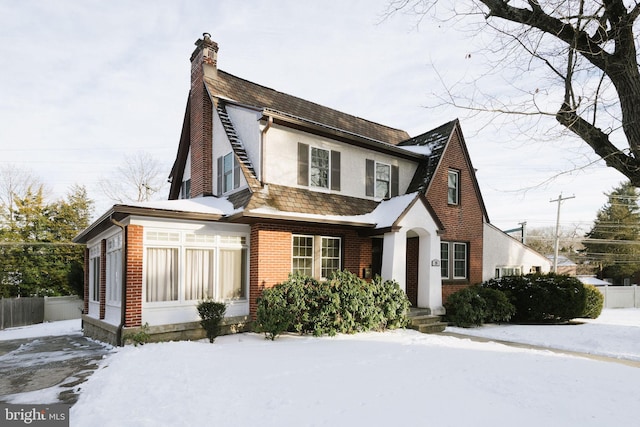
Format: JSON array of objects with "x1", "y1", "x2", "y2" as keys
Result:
[{"x1": 0, "y1": 0, "x2": 625, "y2": 232}]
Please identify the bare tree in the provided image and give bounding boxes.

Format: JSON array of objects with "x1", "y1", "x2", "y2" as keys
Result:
[
  {"x1": 99, "y1": 151, "x2": 168, "y2": 203},
  {"x1": 0, "y1": 165, "x2": 42, "y2": 225},
  {"x1": 388, "y1": 0, "x2": 640, "y2": 185}
]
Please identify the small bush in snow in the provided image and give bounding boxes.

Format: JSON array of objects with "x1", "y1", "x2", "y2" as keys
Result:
[
  {"x1": 444, "y1": 286, "x2": 516, "y2": 328},
  {"x1": 581, "y1": 284, "x2": 604, "y2": 319},
  {"x1": 197, "y1": 300, "x2": 227, "y2": 343}
]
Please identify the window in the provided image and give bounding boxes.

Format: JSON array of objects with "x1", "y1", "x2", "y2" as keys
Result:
[
  {"x1": 448, "y1": 170, "x2": 459, "y2": 205},
  {"x1": 217, "y1": 152, "x2": 240, "y2": 195},
  {"x1": 180, "y1": 179, "x2": 191, "y2": 199},
  {"x1": 219, "y1": 248, "x2": 247, "y2": 300},
  {"x1": 495, "y1": 266, "x2": 522, "y2": 278},
  {"x1": 321, "y1": 237, "x2": 341, "y2": 278},
  {"x1": 366, "y1": 160, "x2": 399, "y2": 198},
  {"x1": 440, "y1": 241, "x2": 467, "y2": 280},
  {"x1": 292, "y1": 235, "x2": 341, "y2": 279},
  {"x1": 184, "y1": 249, "x2": 215, "y2": 300},
  {"x1": 146, "y1": 248, "x2": 178, "y2": 302},
  {"x1": 376, "y1": 163, "x2": 391, "y2": 198},
  {"x1": 89, "y1": 245, "x2": 100, "y2": 303},
  {"x1": 292, "y1": 235, "x2": 314, "y2": 277},
  {"x1": 453, "y1": 243, "x2": 467, "y2": 279},
  {"x1": 106, "y1": 235, "x2": 122, "y2": 304},
  {"x1": 440, "y1": 242, "x2": 449, "y2": 279},
  {"x1": 297, "y1": 143, "x2": 341, "y2": 190},
  {"x1": 310, "y1": 147, "x2": 329, "y2": 188}
]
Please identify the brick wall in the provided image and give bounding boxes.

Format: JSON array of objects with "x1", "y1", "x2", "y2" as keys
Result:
[
  {"x1": 427, "y1": 128, "x2": 484, "y2": 296},
  {"x1": 125, "y1": 225, "x2": 143, "y2": 327},
  {"x1": 83, "y1": 247, "x2": 89, "y2": 314},
  {"x1": 99, "y1": 239, "x2": 106, "y2": 319},
  {"x1": 189, "y1": 40, "x2": 215, "y2": 197},
  {"x1": 249, "y1": 222, "x2": 372, "y2": 318}
]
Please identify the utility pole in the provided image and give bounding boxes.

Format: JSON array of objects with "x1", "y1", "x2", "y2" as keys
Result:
[
  {"x1": 550, "y1": 193, "x2": 575, "y2": 272},
  {"x1": 518, "y1": 221, "x2": 527, "y2": 245}
]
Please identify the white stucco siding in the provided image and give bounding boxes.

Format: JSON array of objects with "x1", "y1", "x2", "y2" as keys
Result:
[
  {"x1": 263, "y1": 124, "x2": 418, "y2": 199},
  {"x1": 212, "y1": 108, "x2": 249, "y2": 193},
  {"x1": 226, "y1": 104, "x2": 262, "y2": 178},
  {"x1": 482, "y1": 223, "x2": 551, "y2": 282}
]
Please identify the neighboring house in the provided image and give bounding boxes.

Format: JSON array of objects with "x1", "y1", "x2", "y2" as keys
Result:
[
  {"x1": 546, "y1": 254, "x2": 578, "y2": 275},
  {"x1": 483, "y1": 223, "x2": 551, "y2": 281},
  {"x1": 74, "y1": 34, "x2": 540, "y2": 344}
]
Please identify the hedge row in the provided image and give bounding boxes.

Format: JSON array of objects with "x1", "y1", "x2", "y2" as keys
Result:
[
  {"x1": 255, "y1": 271, "x2": 410, "y2": 340},
  {"x1": 445, "y1": 274, "x2": 603, "y2": 327}
]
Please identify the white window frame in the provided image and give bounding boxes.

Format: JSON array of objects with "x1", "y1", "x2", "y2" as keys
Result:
[
  {"x1": 495, "y1": 266, "x2": 522, "y2": 278},
  {"x1": 143, "y1": 230, "x2": 249, "y2": 306},
  {"x1": 89, "y1": 245, "x2": 100, "y2": 303},
  {"x1": 440, "y1": 242, "x2": 450, "y2": 280},
  {"x1": 375, "y1": 162, "x2": 391, "y2": 199},
  {"x1": 292, "y1": 235, "x2": 314, "y2": 277},
  {"x1": 448, "y1": 170, "x2": 460, "y2": 205},
  {"x1": 106, "y1": 234, "x2": 122, "y2": 305},
  {"x1": 310, "y1": 147, "x2": 330, "y2": 189},
  {"x1": 440, "y1": 241, "x2": 468, "y2": 280},
  {"x1": 453, "y1": 242, "x2": 467, "y2": 279},
  {"x1": 292, "y1": 234, "x2": 342, "y2": 279},
  {"x1": 223, "y1": 152, "x2": 234, "y2": 193}
]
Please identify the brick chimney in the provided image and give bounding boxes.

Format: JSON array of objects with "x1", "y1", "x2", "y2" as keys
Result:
[{"x1": 189, "y1": 33, "x2": 218, "y2": 197}]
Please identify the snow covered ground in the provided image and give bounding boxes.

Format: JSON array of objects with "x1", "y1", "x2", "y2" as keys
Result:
[{"x1": 2, "y1": 310, "x2": 639, "y2": 427}]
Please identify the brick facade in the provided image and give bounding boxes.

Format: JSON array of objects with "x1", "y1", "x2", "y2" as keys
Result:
[
  {"x1": 426, "y1": 128, "x2": 484, "y2": 303},
  {"x1": 249, "y1": 221, "x2": 373, "y2": 318},
  {"x1": 125, "y1": 225, "x2": 143, "y2": 327},
  {"x1": 189, "y1": 38, "x2": 217, "y2": 197},
  {"x1": 99, "y1": 239, "x2": 107, "y2": 319}
]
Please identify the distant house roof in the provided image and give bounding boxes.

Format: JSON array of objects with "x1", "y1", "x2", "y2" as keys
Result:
[
  {"x1": 546, "y1": 254, "x2": 577, "y2": 267},
  {"x1": 577, "y1": 276, "x2": 611, "y2": 286}
]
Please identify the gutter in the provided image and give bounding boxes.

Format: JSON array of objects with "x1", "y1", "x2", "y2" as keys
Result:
[
  {"x1": 260, "y1": 115, "x2": 273, "y2": 186},
  {"x1": 110, "y1": 217, "x2": 127, "y2": 347}
]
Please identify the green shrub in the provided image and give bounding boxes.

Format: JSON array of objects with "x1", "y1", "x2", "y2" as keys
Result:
[
  {"x1": 581, "y1": 285, "x2": 604, "y2": 319},
  {"x1": 124, "y1": 322, "x2": 151, "y2": 346},
  {"x1": 255, "y1": 270, "x2": 409, "y2": 339},
  {"x1": 483, "y1": 274, "x2": 586, "y2": 323},
  {"x1": 478, "y1": 287, "x2": 516, "y2": 323},
  {"x1": 372, "y1": 276, "x2": 410, "y2": 330},
  {"x1": 444, "y1": 286, "x2": 487, "y2": 327},
  {"x1": 197, "y1": 300, "x2": 227, "y2": 343}
]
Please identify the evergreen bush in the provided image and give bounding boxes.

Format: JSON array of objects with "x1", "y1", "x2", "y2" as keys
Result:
[
  {"x1": 483, "y1": 274, "x2": 586, "y2": 323},
  {"x1": 197, "y1": 300, "x2": 227, "y2": 343},
  {"x1": 255, "y1": 270, "x2": 409, "y2": 339},
  {"x1": 581, "y1": 285, "x2": 604, "y2": 319},
  {"x1": 444, "y1": 286, "x2": 487, "y2": 327}
]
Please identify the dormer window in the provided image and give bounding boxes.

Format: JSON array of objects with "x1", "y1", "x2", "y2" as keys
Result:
[
  {"x1": 298, "y1": 143, "x2": 341, "y2": 191},
  {"x1": 366, "y1": 159, "x2": 399, "y2": 199},
  {"x1": 217, "y1": 152, "x2": 240, "y2": 195}
]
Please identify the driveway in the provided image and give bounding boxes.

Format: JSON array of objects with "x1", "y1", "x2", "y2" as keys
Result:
[{"x1": 0, "y1": 333, "x2": 112, "y2": 405}]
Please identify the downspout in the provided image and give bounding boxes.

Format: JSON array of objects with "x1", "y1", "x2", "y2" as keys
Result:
[
  {"x1": 110, "y1": 218, "x2": 127, "y2": 346},
  {"x1": 260, "y1": 115, "x2": 273, "y2": 186}
]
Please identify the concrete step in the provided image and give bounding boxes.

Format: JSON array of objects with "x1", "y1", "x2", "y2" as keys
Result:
[{"x1": 407, "y1": 313, "x2": 448, "y2": 334}]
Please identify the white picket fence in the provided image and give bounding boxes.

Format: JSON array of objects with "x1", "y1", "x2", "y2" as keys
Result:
[{"x1": 598, "y1": 285, "x2": 640, "y2": 309}]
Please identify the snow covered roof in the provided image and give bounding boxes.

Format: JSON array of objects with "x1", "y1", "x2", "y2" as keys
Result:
[
  {"x1": 118, "y1": 196, "x2": 239, "y2": 216},
  {"x1": 577, "y1": 276, "x2": 611, "y2": 286}
]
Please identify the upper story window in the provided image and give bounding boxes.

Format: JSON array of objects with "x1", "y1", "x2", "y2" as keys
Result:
[
  {"x1": 448, "y1": 170, "x2": 460, "y2": 205},
  {"x1": 298, "y1": 143, "x2": 341, "y2": 191},
  {"x1": 180, "y1": 179, "x2": 191, "y2": 199},
  {"x1": 366, "y1": 159, "x2": 399, "y2": 199},
  {"x1": 217, "y1": 152, "x2": 240, "y2": 195}
]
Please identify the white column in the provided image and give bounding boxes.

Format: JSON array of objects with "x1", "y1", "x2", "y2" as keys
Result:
[
  {"x1": 381, "y1": 230, "x2": 407, "y2": 292},
  {"x1": 417, "y1": 232, "x2": 444, "y2": 315}
]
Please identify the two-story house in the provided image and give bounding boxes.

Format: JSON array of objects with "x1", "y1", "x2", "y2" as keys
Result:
[{"x1": 74, "y1": 34, "x2": 549, "y2": 345}]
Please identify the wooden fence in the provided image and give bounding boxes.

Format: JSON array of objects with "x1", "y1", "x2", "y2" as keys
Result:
[{"x1": 0, "y1": 296, "x2": 82, "y2": 330}]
